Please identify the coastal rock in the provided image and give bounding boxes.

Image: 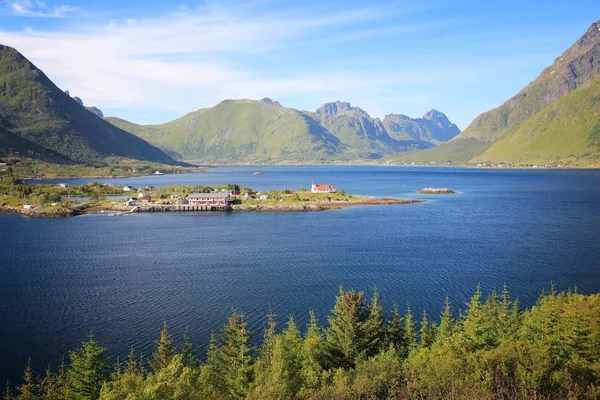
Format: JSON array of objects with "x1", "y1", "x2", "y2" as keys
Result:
[{"x1": 418, "y1": 188, "x2": 456, "y2": 194}]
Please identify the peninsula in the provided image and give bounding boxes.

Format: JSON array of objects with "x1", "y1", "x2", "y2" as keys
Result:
[{"x1": 0, "y1": 180, "x2": 423, "y2": 218}]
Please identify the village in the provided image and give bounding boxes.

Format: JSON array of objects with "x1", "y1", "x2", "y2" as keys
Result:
[
  {"x1": 0, "y1": 177, "x2": 423, "y2": 218},
  {"x1": 117, "y1": 181, "x2": 340, "y2": 212}
]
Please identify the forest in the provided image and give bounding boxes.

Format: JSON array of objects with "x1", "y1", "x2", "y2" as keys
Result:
[{"x1": 3, "y1": 286, "x2": 599, "y2": 400}]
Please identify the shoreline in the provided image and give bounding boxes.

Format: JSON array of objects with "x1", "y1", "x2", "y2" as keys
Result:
[
  {"x1": 0, "y1": 197, "x2": 425, "y2": 218},
  {"x1": 26, "y1": 164, "x2": 600, "y2": 180}
]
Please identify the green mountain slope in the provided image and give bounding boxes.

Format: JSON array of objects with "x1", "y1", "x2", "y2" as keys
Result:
[
  {"x1": 395, "y1": 19, "x2": 600, "y2": 164},
  {"x1": 107, "y1": 99, "x2": 459, "y2": 163},
  {"x1": 0, "y1": 126, "x2": 70, "y2": 163},
  {"x1": 477, "y1": 75, "x2": 600, "y2": 165},
  {"x1": 108, "y1": 99, "x2": 348, "y2": 163},
  {"x1": 0, "y1": 45, "x2": 176, "y2": 164}
]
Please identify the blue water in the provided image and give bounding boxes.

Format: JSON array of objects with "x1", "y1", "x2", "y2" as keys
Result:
[{"x1": 2, "y1": 166, "x2": 600, "y2": 384}]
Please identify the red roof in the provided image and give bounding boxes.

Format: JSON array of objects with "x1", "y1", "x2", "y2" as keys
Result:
[{"x1": 314, "y1": 185, "x2": 335, "y2": 190}]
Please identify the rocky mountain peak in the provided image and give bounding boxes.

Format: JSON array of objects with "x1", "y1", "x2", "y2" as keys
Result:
[
  {"x1": 64, "y1": 91, "x2": 104, "y2": 118},
  {"x1": 261, "y1": 97, "x2": 281, "y2": 106},
  {"x1": 316, "y1": 101, "x2": 355, "y2": 115}
]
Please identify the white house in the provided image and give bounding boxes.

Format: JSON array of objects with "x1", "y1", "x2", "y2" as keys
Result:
[
  {"x1": 23, "y1": 204, "x2": 33, "y2": 209},
  {"x1": 123, "y1": 186, "x2": 133, "y2": 192},
  {"x1": 311, "y1": 181, "x2": 337, "y2": 193},
  {"x1": 58, "y1": 183, "x2": 69, "y2": 188},
  {"x1": 125, "y1": 198, "x2": 136, "y2": 206}
]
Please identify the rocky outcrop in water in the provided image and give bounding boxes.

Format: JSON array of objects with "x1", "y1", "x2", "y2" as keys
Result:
[{"x1": 418, "y1": 188, "x2": 456, "y2": 194}]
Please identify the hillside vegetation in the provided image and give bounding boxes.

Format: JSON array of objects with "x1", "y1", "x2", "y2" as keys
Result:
[
  {"x1": 394, "y1": 19, "x2": 600, "y2": 165},
  {"x1": 3, "y1": 286, "x2": 599, "y2": 399},
  {"x1": 479, "y1": 74, "x2": 600, "y2": 164},
  {"x1": 0, "y1": 45, "x2": 177, "y2": 165},
  {"x1": 106, "y1": 99, "x2": 460, "y2": 163}
]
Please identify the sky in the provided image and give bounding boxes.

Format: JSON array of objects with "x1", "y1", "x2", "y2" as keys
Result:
[{"x1": 0, "y1": 1, "x2": 599, "y2": 128}]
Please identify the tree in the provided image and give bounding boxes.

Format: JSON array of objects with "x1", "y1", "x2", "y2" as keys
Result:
[
  {"x1": 419, "y1": 310, "x2": 436, "y2": 348},
  {"x1": 436, "y1": 296, "x2": 455, "y2": 345},
  {"x1": 67, "y1": 333, "x2": 108, "y2": 400},
  {"x1": 385, "y1": 304, "x2": 407, "y2": 356},
  {"x1": 16, "y1": 360, "x2": 38, "y2": 400},
  {"x1": 150, "y1": 321, "x2": 175, "y2": 373},
  {"x1": 180, "y1": 326, "x2": 195, "y2": 368},
  {"x1": 362, "y1": 288, "x2": 385, "y2": 356},
  {"x1": 301, "y1": 310, "x2": 324, "y2": 393},
  {"x1": 216, "y1": 311, "x2": 254, "y2": 400},
  {"x1": 325, "y1": 287, "x2": 370, "y2": 368},
  {"x1": 404, "y1": 306, "x2": 418, "y2": 353}
]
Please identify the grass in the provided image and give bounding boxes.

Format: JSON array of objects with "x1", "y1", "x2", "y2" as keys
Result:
[{"x1": 479, "y1": 75, "x2": 600, "y2": 165}]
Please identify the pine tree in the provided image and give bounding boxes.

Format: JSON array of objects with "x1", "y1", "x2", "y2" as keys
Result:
[
  {"x1": 419, "y1": 310, "x2": 433, "y2": 348},
  {"x1": 385, "y1": 304, "x2": 407, "y2": 356},
  {"x1": 67, "y1": 333, "x2": 107, "y2": 400},
  {"x1": 217, "y1": 311, "x2": 254, "y2": 400},
  {"x1": 436, "y1": 296, "x2": 455, "y2": 345},
  {"x1": 301, "y1": 310, "x2": 324, "y2": 392},
  {"x1": 150, "y1": 321, "x2": 175, "y2": 373},
  {"x1": 197, "y1": 333, "x2": 227, "y2": 399},
  {"x1": 3, "y1": 382, "x2": 13, "y2": 400},
  {"x1": 362, "y1": 288, "x2": 385, "y2": 357},
  {"x1": 325, "y1": 287, "x2": 369, "y2": 368},
  {"x1": 180, "y1": 326, "x2": 195, "y2": 368},
  {"x1": 404, "y1": 306, "x2": 417, "y2": 353},
  {"x1": 125, "y1": 348, "x2": 138, "y2": 376},
  {"x1": 16, "y1": 360, "x2": 38, "y2": 400},
  {"x1": 282, "y1": 316, "x2": 303, "y2": 396}
]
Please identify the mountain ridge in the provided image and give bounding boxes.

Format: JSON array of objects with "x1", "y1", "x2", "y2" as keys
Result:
[
  {"x1": 395, "y1": 19, "x2": 600, "y2": 165},
  {"x1": 0, "y1": 44, "x2": 178, "y2": 165},
  {"x1": 105, "y1": 99, "x2": 460, "y2": 162}
]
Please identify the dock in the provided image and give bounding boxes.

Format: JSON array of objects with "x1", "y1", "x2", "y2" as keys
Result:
[{"x1": 132, "y1": 204, "x2": 231, "y2": 213}]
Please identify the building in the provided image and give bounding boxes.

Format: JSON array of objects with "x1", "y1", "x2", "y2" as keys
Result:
[
  {"x1": 123, "y1": 186, "x2": 133, "y2": 192},
  {"x1": 187, "y1": 192, "x2": 231, "y2": 206},
  {"x1": 58, "y1": 183, "x2": 69, "y2": 188},
  {"x1": 259, "y1": 194, "x2": 269, "y2": 201},
  {"x1": 311, "y1": 181, "x2": 337, "y2": 193},
  {"x1": 23, "y1": 204, "x2": 33, "y2": 209},
  {"x1": 244, "y1": 191, "x2": 257, "y2": 199},
  {"x1": 125, "y1": 198, "x2": 136, "y2": 206}
]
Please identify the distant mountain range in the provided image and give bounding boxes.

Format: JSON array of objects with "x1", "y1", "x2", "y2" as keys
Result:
[
  {"x1": 3, "y1": 19, "x2": 599, "y2": 167},
  {"x1": 106, "y1": 99, "x2": 460, "y2": 163},
  {"x1": 394, "y1": 19, "x2": 600, "y2": 166},
  {"x1": 0, "y1": 45, "x2": 177, "y2": 164}
]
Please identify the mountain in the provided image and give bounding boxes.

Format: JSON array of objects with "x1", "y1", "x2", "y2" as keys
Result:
[
  {"x1": 478, "y1": 74, "x2": 600, "y2": 164},
  {"x1": 0, "y1": 45, "x2": 176, "y2": 164},
  {"x1": 396, "y1": 19, "x2": 600, "y2": 165},
  {"x1": 312, "y1": 102, "x2": 441, "y2": 156},
  {"x1": 107, "y1": 99, "x2": 460, "y2": 163},
  {"x1": 383, "y1": 110, "x2": 460, "y2": 144},
  {"x1": 107, "y1": 99, "x2": 348, "y2": 163}
]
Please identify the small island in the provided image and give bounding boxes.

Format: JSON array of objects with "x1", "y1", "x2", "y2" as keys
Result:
[
  {"x1": 0, "y1": 179, "x2": 423, "y2": 218},
  {"x1": 418, "y1": 187, "x2": 456, "y2": 194}
]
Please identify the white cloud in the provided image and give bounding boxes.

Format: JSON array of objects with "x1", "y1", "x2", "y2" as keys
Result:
[
  {"x1": 6, "y1": 0, "x2": 78, "y2": 17},
  {"x1": 0, "y1": 1, "x2": 551, "y2": 126}
]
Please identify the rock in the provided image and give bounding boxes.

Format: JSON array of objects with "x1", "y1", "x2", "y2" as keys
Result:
[
  {"x1": 73, "y1": 96, "x2": 84, "y2": 107},
  {"x1": 260, "y1": 97, "x2": 281, "y2": 106},
  {"x1": 418, "y1": 188, "x2": 456, "y2": 194},
  {"x1": 85, "y1": 106, "x2": 104, "y2": 118}
]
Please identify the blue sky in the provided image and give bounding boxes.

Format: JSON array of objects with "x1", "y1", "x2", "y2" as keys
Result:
[{"x1": 1, "y1": 0, "x2": 599, "y2": 128}]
